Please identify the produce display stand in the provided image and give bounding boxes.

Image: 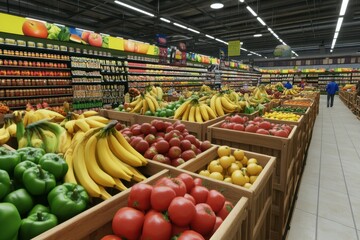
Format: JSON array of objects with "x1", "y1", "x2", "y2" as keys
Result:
[
  {"x1": 134, "y1": 114, "x2": 229, "y2": 141},
  {"x1": 237, "y1": 110, "x2": 260, "y2": 120},
  {"x1": 180, "y1": 146, "x2": 276, "y2": 240},
  {"x1": 207, "y1": 123, "x2": 298, "y2": 240},
  {"x1": 99, "y1": 109, "x2": 137, "y2": 126},
  {"x1": 33, "y1": 161, "x2": 249, "y2": 240}
]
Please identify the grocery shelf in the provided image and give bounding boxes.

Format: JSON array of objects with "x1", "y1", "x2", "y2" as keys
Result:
[
  {"x1": 72, "y1": 82, "x2": 102, "y2": 85},
  {"x1": 0, "y1": 93, "x2": 73, "y2": 100},
  {"x1": 0, "y1": 54, "x2": 70, "y2": 62},
  {"x1": 0, "y1": 65, "x2": 70, "y2": 70},
  {"x1": 0, "y1": 75, "x2": 71, "y2": 78},
  {"x1": 0, "y1": 85, "x2": 73, "y2": 89}
]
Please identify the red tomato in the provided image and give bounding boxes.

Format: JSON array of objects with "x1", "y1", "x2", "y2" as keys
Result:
[
  {"x1": 168, "y1": 197, "x2": 196, "y2": 227},
  {"x1": 205, "y1": 190, "x2": 225, "y2": 213},
  {"x1": 190, "y1": 186, "x2": 209, "y2": 204},
  {"x1": 193, "y1": 178, "x2": 203, "y2": 186},
  {"x1": 245, "y1": 124, "x2": 259, "y2": 133},
  {"x1": 156, "y1": 177, "x2": 187, "y2": 197},
  {"x1": 258, "y1": 121, "x2": 271, "y2": 130},
  {"x1": 178, "y1": 230, "x2": 205, "y2": 240},
  {"x1": 101, "y1": 235, "x2": 123, "y2": 240},
  {"x1": 274, "y1": 129, "x2": 289, "y2": 138},
  {"x1": 190, "y1": 203, "x2": 216, "y2": 236},
  {"x1": 128, "y1": 183, "x2": 153, "y2": 211},
  {"x1": 141, "y1": 210, "x2": 172, "y2": 240},
  {"x1": 256, "y1": 129, "x2": 270, "y2": 135},
  {"x1": 177, "y1": 173, "x2": 195, "y2": 193},
  {"x1": 112, "y1": 207, "x2": 144, "y2": 240},
  {"x1": 184, "y1": 193, "x2": 196, "y2": 205},
  {"x1": 171, "y1": 224, "x2": 190, "y2": 237},
  {"x1": 217, "y1": 201, "x2": 234, "y2": 220},
  {"x1": 150, "y1": 186, "x2": 176, "y2": 211}
]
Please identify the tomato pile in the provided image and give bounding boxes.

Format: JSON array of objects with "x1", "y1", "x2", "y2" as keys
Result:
[
  {"x1": 102, "y1": 173, "x2": 234, "y2": 240},
  {"x1": 220, "y1": 115, "x2": 293, "y2": 137}
]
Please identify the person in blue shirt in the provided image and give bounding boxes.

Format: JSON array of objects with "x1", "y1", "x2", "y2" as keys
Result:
[
  {"x1": 284, "y1": 81, "x2": 293, "y2": 89},
  {"x1": 326, "y1": 80, "x2": 339, "y2": 107}
]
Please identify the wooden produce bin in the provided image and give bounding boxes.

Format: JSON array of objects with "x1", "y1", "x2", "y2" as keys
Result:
[
  {"x1": 238, "y1": 110, "x2": 260, "y2": 120},
  {"x1": 34, "y1": 161, "x2": 249, "y2": 240},
  {"x1": 99, "y1": 109, "x2": 137, "y2": 126},
  {"x1": 181, "y1": 146, "x2": 276, "y2": 240},
  {"x1": 207, "y1": 122, "x2": 298, "y2": 240},
  {"x1": 135, "y1": 114, "x2": 229, "y2": 141}
]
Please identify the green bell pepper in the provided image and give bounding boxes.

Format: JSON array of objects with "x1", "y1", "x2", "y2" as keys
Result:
[
  {"x1": 0, "y1": 202, "x2": 21, "y2": 240},
  {"x1": 17, "y1": 147, "x2": 45, "y2": 163},
  {"x1": 14, "y1": 160, "x2": 37, "y2": 182},
  {"x1": 48, "y1": 183, "x2": 89, "y2": 222},
  {"x1": 0, "y1": 147, "x2": 21, "y2": 174},
  {"x1": 39, "y1": 153, "x2": 68, "y2": 180},
  {"x1": 0, "y1": 169, "x2": 11, "y2": 201},
  {"x1": 19, "y1": 211, "x2": 58, "y2": 240},
  {"x1": 3, "y1": 188, "x2": 34, "y2": 216},
  {"x1": 28, "y1": 204, "x2": 50, "y2": 216},
  {"x1": 22, "y1": 165, "x2": 56, "y2": 196}
]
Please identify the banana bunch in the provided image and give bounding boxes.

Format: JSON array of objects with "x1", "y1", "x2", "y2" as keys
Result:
[
  {"x1": 64, "y1": 123, "x2": 147, "y2": 200},
  {"x1": 210, "y1": 94, "x2": 241, "y2": 116},
  {"x1": 63, "y1": 115, "x2": 109, "y2": 135},
  {"x1": 148, "y1": 85, "x2": 164, "y2": 101},
  {"x1": 253, "y1": 85, "x2": 270, "y2": 99},
  {"x1": 0, "y1": 124, "x2": 10, "y2": 145},
  {"x1": 128, "y1": 93, "x2": 160, "y2": 114},
  {"x1": 3, "y1": 116, "x2": 17, "y2": 138},
  {"x1": 18, "y1": 119, "x2": 66, "y2": 153},
  {"x1": 23, "y1": 109, "x2": 65, "y2": 126},
  {"x1": 283, "y1": 88, "x2": 299, "y2": 95},
  {"x1": 174, "y1": 98, "x2": 217, "y2": 122},
  {"x1": 200, "y1": 85, "x2": 212, "y2": 93}
]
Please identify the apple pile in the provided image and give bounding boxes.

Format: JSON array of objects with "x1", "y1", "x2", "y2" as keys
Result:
[
  {"x1": 220, "y1": 115, "x2": 293, "y2": 137},
  {"x1": 120, "y1": 120, "x2": 212, "y2": 166}
]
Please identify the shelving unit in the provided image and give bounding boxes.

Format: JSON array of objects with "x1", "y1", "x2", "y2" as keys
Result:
[{"x1": 218, "y1": 68, "x2": 260, "y2": 90}]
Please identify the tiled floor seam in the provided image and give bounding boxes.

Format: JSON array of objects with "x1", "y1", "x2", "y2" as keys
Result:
[{"x1": 330, "y1": 100, "x2": 360, "y2": 240}]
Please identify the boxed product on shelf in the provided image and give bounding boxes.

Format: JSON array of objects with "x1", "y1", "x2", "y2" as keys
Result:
[{"x1": 33, "y1": 161, "x2": 249, "y2": 240}]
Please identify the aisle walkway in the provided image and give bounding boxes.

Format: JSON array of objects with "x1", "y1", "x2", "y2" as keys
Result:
[{"x1": 286, "y1": 95, "x2": 360, "y2": 240}]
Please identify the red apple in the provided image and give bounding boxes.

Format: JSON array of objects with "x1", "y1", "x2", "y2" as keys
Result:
[
  {"x1": 226, "y1": 123, "x2": 235, "y2": 129},
  {"x1": 168, "y1": 146, "x2": 182, "y2": 159},
  {"x1": 184, "y1": 135, "x2": 196, "y2": 144},
  {"x1": 180, "y1": 140, "x2": 192, "y2": 151},
  {"x1": 135, "y1": 140, "x2": 149, "y2": 154},
  {"x1": 174, "y1": 124, "x2": 186, "y2": 132},
  {"x1": 155, "y1": 140, "x2": 170, "y2": 154},
  {"x1": 200, "y1": 141, "x2": 212, "y2": 151},
  {"x1": 169, "y1": 138, "x2": 181, "y2": 147},
  {"x1": 130, "y1": 137, "x2": 143, "y2": 148},
  {"x1": 153, "y1": 120, "x2": 166, "y2": 132},
  {"x1": 144, "y1": 146, "x2": 158, "y2": 159},
  {"x1": 88, "y1": 33, "x2": 103, "y2": 47},
  {"x1": 140, "y1": 123, "x2": 152, "y2": 135},
  {"x1": 144, "y1": 134, "x2": 156, "y2": 145},
  {"x1": 22, "y1": 20, "x2": 48, "y2": 38},
  {"x1": 181, "y1": 150, "x2": 196, "y2": 161},
  {"x1": 150, "y1": 126, "x2": 157, "y2": 135},
  {"x1": 166, "y1": 126, "x2": 174, "y2": 133},
  {"x1": 171, "y1": 158, "x2": 185, "y2": 167},
  {"x1": 131, "y1": 126, "x2": 142, "y2": 136},
  {"x1": 152, "y1": 154, "x2": 171, "y2": 165}
]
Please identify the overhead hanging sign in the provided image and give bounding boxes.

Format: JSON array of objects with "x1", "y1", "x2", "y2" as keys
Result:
[{"x1": 228, "y1": 40, "x2": 241, "y2": 56}]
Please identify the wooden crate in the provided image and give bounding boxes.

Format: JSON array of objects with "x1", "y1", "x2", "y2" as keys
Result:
[
  {"x1": 238, "y1": 110, "x2": 260, "y2": 120},
  {"x1": 99, "y1": 109, "x2": 137, "y2": 126},
  {"x1": 34, "y1": 161, "x2": 249, "y2": 240},
  {"x1": 180, "y1": 146, "x2": 275, "y2": 240},
  {"x1": 2, "y1": 144, "x2": 15, "y2": 150},
  {"x1": 208, "y1": 122, "x2": 297, "y2": 192},
  {"x1": 135, "y1": 114, "x2": 229, "y2": 141}
]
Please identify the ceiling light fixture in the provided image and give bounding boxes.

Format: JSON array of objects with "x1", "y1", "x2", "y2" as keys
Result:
[
  {"x1": 256, "y1": 17, "x2": 266, "y2": 26},
  {"x1": 267, "y1": 27, "x2": 273, "y2": 33},
  {"x1": 253, "y1": 33, "x2": 262, "y2": 37},
  {"x1": 335, "y1": 17, "x2": 343, "y2": 32},
  {"x1": 247, "y1": 53, "x2": 253, "y2": 56},
  {"x1": 339, "y1": 0, "x2": 349, "y2": 16},
  {"x1": 188, "y1": 28, "x2": 200, "y2": 34},
  {"x1": 239, "y1": 0, "x2": 245, "y2": 2},
  {"x1": 160, "y1": 17, "x2": 171, "y2": 23},
  {"x1": 114, "y1": 1, "x2": 155, "y2": 17},
  {"x1": 25, "y1": 17, "x2": 47, "y2": 24},
  {"x1": 246, "y1": 6, "x2": 257, "y2": 17},
  {"x1": 334, "y1": 32, "x2": 339, "y2": 39},
  {"x1": 210, "y1": 2, "x2": 224, "y2": 9},
  {"x1": 241, "y1": 48, "x2": 248, "y2": 51},
  {"x1": 173, "y1": 22, "x2": 188, "y2": 29},
  {"x1": 205, "y1": 34, "x2": 215, "y2": 39}
]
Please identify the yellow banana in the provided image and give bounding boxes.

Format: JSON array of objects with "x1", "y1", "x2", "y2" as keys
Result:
[
  {"x1": 181, "y1": 104, "x2": 192, "y2": 121},
  {"x1": 114, "y1": 178, "x2": 128, "y2": 191},
  {"x1": 64, "y1": 120, "x2": 76, "y2": 134},
  {"x1": 108, "y1": 134, "x2": 143, "y2": 167},
  {"x1": 99, "y1": 186, "x2": 112, "y2": 200},
  {"x1": 215, "y1": 96, "x2": 225, "y2": 116},
  {"x1": 146, "y1": 94, "x2": 160, "y2": 110},
  {"x1": 30, "y1": 129, "x2": 44, "y2": 149},
  {"x1": 72, "y1": 132, "x2": 102, "y2": 198},
  {"x1": 75, "y1": 119, "x2": 91, "y2": 132},
  {"x1": 85, "y1": 116, "x2": 109, "y2": 124},
  {"x1": 36, "y1": 109, "x2": 65, "y2": 121},
  {"x1": 188, "y1": 105, "x2": 196, "y2": 122},
  {"x1": 121, "y1": 162, "x2": 147, "y2": 182},
  {"x1": 210, "y1": 95, "x2": 218, "y2": 116},
  {"x1": 156, "y1": 87, "x2": 163, "y2": 100},
  {"x1": 63, "y1": 149, "x2": 77, "y2": 184},
  {"x1": 199, "y1": 104, "x2": 209, "y2": 121},
  {"x1": 96, "y1": 136, "x2": 133, "y2": 181},
  {"x1": 220, "y1": 97, "x2": 237, "y2": 112},
  {"x1": 204, "y1": 105, "x2": 217, "y2": 119},
  {"x1": 82, "y1": 110, "x2": 99, "y2": 118},
  {"x1": 174, "y1": 100, "x2": 191, "y2": 119},
  {"x1": 112, "y1": 130, "x2": 147, "y2": 166},
  {"x1": 58, "y1": 131, "x2": 72, "y2": 154},
  {"x1": 0, "y1": 125, "x2": 10, "y2": 145},
  {"x1": 130, "y1": 100, "x2": 143, "y2": 113},
  {"x1": 194, "y1": 106, "x2": 203, "y2": 123},
  {"x1": 84, "y1": 118, "x2": 106, "y2": 128},
  {"x1": 85, "y1": 132, "x2": 116, "y2": 187},
  {"x1": 129, "y1": 96, "x2": 142, "y2": 108},
  {"x1": 38, "y1": 129, "x2": 58, "y2": 153},
  {"x1": 6, "y1": 123, "x2": 16, "y2": 138},
  {"x1": 141, "y1": 99, "x2": 149, "y2": 115},
  {"x1": 145, "y1": 96, "x2": 156, "y2": 113}
]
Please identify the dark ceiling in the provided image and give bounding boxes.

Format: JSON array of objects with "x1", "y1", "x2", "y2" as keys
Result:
[{"x1": 1, "y1": 0, "x2": 360, "y2": 60}]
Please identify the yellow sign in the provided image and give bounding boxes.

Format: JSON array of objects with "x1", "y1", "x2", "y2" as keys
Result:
[
  {"x1": 0, "y1": 13, "x2": 25, "y2": 35},
  {"x1": 228, "y1": 40, "x2": 241, "y2": 57}
]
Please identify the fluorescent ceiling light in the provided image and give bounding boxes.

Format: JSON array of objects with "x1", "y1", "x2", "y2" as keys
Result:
[
  {"x1": 264, "y1": 56, "x2": 267, "y2": 59},
  {"x1": 334, "y1": 32, "x2": 339, "y2": 39},
  {"x1": 247, "y1": 53, "x2": 253, "y2": 56},
  {"x1": 267, "y1": 27, "x2": 273, "y2": 33},
  {"x1": 114, "y1": 1, "x2": 155, "y2": 17},
  {"x1": 246, "y1": 6, "x2": 257, "y2": 17},
  {"x1": 241, "y1": 48, "x2": 248, "y2": 51},
  {"x1": 253, "y1": 34, "x2": 262, "y2": 37},
  {"x1": 330, "y1": 49, "x2": 333, "y2": 52},
  {"x1": 187, "y1": 28, "x2": 200, "y2": 34},
  {"x1": 210, "y1": 3, "x2": 224, "y2": 9},
  {"x1": 339, "y1": 0, "x2": 349, "y2": 16},
  {"x1": 173, "y1": 22, "x2": 188, "y2": 29},
  {"x1": 160, "y1": 17, "x2": 170, "y2": 23},
  {"x1": 239, "y1": 0, "x2": 245, "y2": 2},
  {"x1": 25, "y1": 17, "x2": 47, "y2": 24},
  {"x1": 205, "y1": 34, "x2": 215, "y2": 39},
  {"x1": 335, "y1": 17, "x2": 343, "y2": 32},
  {"x1": 215, "y1": 38, "x2": 228, "y2": 45},
  {"x1": 331, "y1": 38, "x2": 337, "y2": 48},
  {"x1": 257, "y1": 17, "x2": 266, "y2": 26},
  {"x1": 272, "y1": 33, "x2": 279, "y2": 39}
]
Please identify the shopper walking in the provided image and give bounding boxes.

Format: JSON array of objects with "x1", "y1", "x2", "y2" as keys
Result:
[
  {"x1": 284, "y1": 81, "x2": 293, "y2": 89},
  {"x1": 326, "y1": 80, "x2": 339, "y2": 107}
]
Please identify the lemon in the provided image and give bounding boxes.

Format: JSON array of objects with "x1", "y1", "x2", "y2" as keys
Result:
[{"x1": 209, "y1": 172, "x2": 224, "y2": 181}]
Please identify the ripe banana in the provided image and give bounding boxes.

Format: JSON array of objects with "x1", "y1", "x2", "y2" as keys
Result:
[
  {"x1": 182, "y1": 104, "x2": 192, "y2": 121},
  {"x1": 188, "y1": 105, "x2": 196, "y2": 122},
  {"x1": 0, "y1": 125, "x2": 10, "y2": 145},
  {"x1": 64, "y1": 120, "x2": 76, "y2": 134},
  {"x1": 108, "y1": 134, "x2": 143, "y2": 167},
  {"x1": 215, "y1": 96, "x2": 225, "y2": 116},
  {"x1": 82, "y1": 110, "x2": 99, "y2": 118},
  {"x1": 204, "y1": 105, "x2": 217, "y2": 119},
  {"x1": 58, "y1": 131, "x2": 72, "y2": 154},
  {"x1": 199, "y1": 104, "x2": 210, "y2": 121},
  {"x1": 36, "y1": 109, "x2": 65, "y2": 121},
  {"x1": 129, "y1": 96, "x2": 142, "y2": 108},
  {"x1": 145, "y1": 95, "x2": 156, "y2": 113},
  {"x1": 64, "y1": 148, "x2": 77, "y2": 184},
  {"x1": 30, "y1": 129, "x2": 45, "y2": 149},
  {"x1": 130, "y1": 100, "x2": 143, "y2": 113},
  {"x1": 194, "y1": 106, "x2": 203, "y2": 123},
  {"x1": 99, "y1": 186, "x2": 112, "y2": 200},
  {"x1": 75, "y1": 119, "x2": 91, "y2": 132},
  {"x1": 174, "y1": 99, "x2": 191, "y2": 119},
  {"x1": 220, "y1": 97, "x2": 237, "y2": 113},
  {"x1": 84, "y1": 118, "x2": 106, "y2": 128},
  {"x1": 85, "y1": 116, "x2": 109, "y2": 124},
  {"x1": 114, "y1": 178, "x2": 128, "y2": 191}
]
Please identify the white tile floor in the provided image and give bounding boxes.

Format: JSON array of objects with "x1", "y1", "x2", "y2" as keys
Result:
[{"x1": 286, "y1": 95, "x2": 360, "y2": 240}]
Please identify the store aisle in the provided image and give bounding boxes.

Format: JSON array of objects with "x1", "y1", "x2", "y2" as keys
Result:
[{"x1": 286, "y1": 95, "x2": 360, "y2": 240}]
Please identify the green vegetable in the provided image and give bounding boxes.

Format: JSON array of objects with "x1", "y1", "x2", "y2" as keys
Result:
[
  {"x1": 19, "y1": 211, "x2": 58, "y2": 240},
  {"x1": 4, "y1": 188, "x2": 34, "y2": 216},
  {"x1": 102, "y1": 36, "x2": 109, "y2": 48},
  {"x1": 0, "y1": 202, "x2": 21, "y2": 240},
  {"x1": 17, "y1": 147, "x2": 46, "y2": 163},
  {"x1": 22, "y1": 165, "x2": 56, "y2": 196},
  {"x1": 46, "y1": 23, "x2": 61, "y2": 40},
  {"x1": 48, "y1": 183, "x2": 89, "y2": 222},
  {"x1": 0, "y1": 147, "x2": 21, "y2": 174},
  {"x1": 58, "y1": 27, "x2": 71, "y2": 41},
  {"x1": 14, "y1": 160, "x2": 37, "y2": 182},
  {"x1": 245, "y1": 106, "x2": 255, "y2": 114},
  {"x1": 256, "y1": 104, "x2": 265, "y2": 115},
  {"x1": 0, "y1": 169, "x2": 11, "y2": 200},
  {"x1": 39, "y1": 153, "x2": 68, "y2": 180},
  {"x1": 145, "y1": 110, "x2": 153, "y2": 116},
  {"x1": 28, "y1": 204, "x2": 50, "y2": 216}
]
